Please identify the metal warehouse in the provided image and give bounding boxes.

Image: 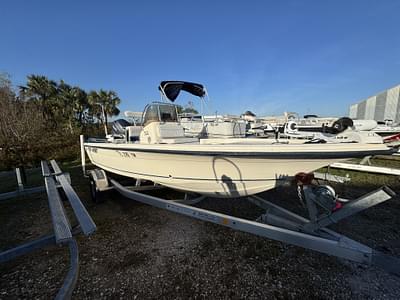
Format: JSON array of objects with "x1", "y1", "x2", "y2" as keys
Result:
[{"x1": 349, "y1": 84, "x2": 400, "y2": 122}]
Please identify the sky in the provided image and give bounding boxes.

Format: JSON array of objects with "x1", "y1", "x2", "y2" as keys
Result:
[{"x1": 1, "y1": 0, "x2": 400, "y2": 117}]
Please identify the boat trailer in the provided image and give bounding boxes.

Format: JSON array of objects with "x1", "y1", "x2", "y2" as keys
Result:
[
  {"x1": 0, "y1": 160, "x2": 96, "y2": 300},
  {"x1": 87, "y1": 167, "x2": 400, "y2": 276},
  {"x1": 330, "y1": 155, "x2": 400, "y2": 176},
  {"x1": 0, "y1": 167, "x2": 45, "y2": 201},
  {"x1": 80, "y1": 134, "x2": 399, "y2": 275}
]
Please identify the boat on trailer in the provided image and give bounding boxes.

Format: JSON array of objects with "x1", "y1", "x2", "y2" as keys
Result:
[
  {"x1": 81, "y1": 81, "x2": 400, "y2": 275},
  {"x1": 84, "y1": 81, "x2": 396, "y2": 198},
  {"x1": 81, "y1": 140, "x2": 400, "y2": 276}
]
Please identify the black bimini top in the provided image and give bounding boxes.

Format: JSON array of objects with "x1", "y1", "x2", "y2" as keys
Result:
[{"x1": 159, "y1": 81, "x2": 205, "y2": 102}]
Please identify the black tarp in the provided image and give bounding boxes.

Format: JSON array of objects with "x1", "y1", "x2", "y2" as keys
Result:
[{"x1": 158, "y1": 81, "x2": 205, "y2": 102}]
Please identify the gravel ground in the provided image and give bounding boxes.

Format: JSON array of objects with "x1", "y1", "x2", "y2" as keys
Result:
[{"x1": 1, "y1": 164, "x2": 400, "y2": 299}]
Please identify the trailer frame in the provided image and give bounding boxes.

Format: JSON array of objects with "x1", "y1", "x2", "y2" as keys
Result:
[
  {"x1": 0, "y1": 160, "x2": 96, "y2": 300},
  {"x1": 88, "y1": 168, "x2": 400, "y2": 276}
]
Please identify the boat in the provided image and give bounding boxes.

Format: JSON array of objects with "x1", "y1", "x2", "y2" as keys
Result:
[
  {"x1": 180, "y1": 113, "x2": 247, "y2": 138},
  {"x1": 162, "y1": 81, "x2": 247, "y2": 139},
  {"x1": 268, "y1": 113, "x2": 354, "y2": 137},
  {"x1": 84, "y1": 81, "x2": 396, "y2": 198},
  {"x1": 366, "y1": 120, "x2": 400, "y2": 137}
]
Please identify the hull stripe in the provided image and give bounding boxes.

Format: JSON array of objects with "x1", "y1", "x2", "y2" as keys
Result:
[
  {"x1": 85, "y1": 144, "x2": 394, "y2": 159},
  {"x1": 91, "y1": 160, "x2": 279, "y2": 182}
]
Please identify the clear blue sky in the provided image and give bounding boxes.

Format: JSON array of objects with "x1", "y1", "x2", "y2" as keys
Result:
[{"x1": 1, "y1": 0, "x2": 400, "y2": 117}]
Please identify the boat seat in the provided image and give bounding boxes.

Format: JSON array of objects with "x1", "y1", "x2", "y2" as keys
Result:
[
  {"x1": 158, "y1": 123, "x2": 186, "y2": 138},
  {"x1": 140, "y1": 122, "x2": 198, "y2": 144},
  {"x1": 158, "y1": 123, "x2": 198, "y2": 143}
]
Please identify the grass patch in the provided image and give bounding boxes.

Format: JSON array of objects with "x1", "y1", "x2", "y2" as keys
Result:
[
  {"x1": 317, "y1": 156, "x2": 400, "y2": 192},
  {"x1": 0, "y1": 167, "x2": 44, "y2": 193}
]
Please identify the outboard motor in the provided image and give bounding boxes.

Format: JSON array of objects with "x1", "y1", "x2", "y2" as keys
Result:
[
  {"x1": 327, "y1": 117, "x2": 353, "y2": 134},
  {"x1": 285, "y1": 121, "x2": 298, "y2": 134},
  {"x1": 112, "y1": 119, "x2": 131, "y2": 136}
]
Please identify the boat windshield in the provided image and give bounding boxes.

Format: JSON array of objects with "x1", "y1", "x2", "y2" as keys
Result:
[{"x1": 143, "y1": 103, "x2": 178, "y2": 126}]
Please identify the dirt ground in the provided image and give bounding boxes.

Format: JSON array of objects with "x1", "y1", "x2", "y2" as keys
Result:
[{"x1": 1, "y1": 161, "x2": 400, "y2": 299}]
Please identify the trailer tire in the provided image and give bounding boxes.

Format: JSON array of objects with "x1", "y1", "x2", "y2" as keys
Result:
[{"x1": 89, "y1": 176, "x2": 101, "y2": 203}]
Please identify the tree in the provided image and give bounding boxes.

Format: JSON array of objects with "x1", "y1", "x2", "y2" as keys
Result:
[
  {"x1": 0, "y1": 73, "x2": 47, "y2": 168},
  {"x1": 176, "y1": 105, "x2": 183, "y2": 114},
  {"x1": 88, "y1": 89, "x2": 121, "y2": 134},
  {"x1": 182, "y1": 101, "x2": 199, "y2": 114},
  {"x1": 176, "y1": 102, "x2": 199, "y2": 115},
  {"x1": 182, "y1": 107, "x2": 199, "y2": 114},
  {"x1": 87, "y1": 91, "x2": 103, "y2": 125},
  {"x1": 57, "y1": 81, "x2": 88, "y2": 132},
  {"x1": 57, "y1": 80, "x2": 74, "y2": 131},
  {"x1": 22, "y1": 75, "x2": 58, "y2": 126},
  {"x1": 0, "y1": 73, "x2": 122, "y2": 169},
  {"x1": 71, "y1": 87, "x2": 88, "y2": 126}
]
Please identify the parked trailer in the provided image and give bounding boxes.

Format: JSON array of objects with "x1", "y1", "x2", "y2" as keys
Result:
[
  {"x1": 0, "y1": 167, "x2": 45, "y2": 201},
  {"x1": 0, "y1": 160, "x2": 96, "y2": 300},
  {"x1": 329, "y1": 155, "x2": 400, "y2": 176},
  {"x1": 83, "y1": 166, "x2": 399, "y2": 276}
]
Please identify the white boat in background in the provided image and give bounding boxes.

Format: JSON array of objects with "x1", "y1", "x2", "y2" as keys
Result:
[
  {"x1": 259, "y1": 112, "x2": 334, "y2": 129},
  {"x1": 180, "y1": 113, "x2": 246, "y2": 138},
  {"x1": 334, "y1": 119, "x2": 400, "y2": 138},
  {"x1": 260, "y1": 113, "x2": 399, "y2": 143},
  {"x1": 162, "y1": 81, "x2": 248, "y2": 139},
  {"x1": 239, "y1": 111, "x2": 274, "y2": 137},
  {"x1": 265, "y1": 113, "x2": 353, "y2": 136},
  {"x1": 84, "y1": 81, "x2": 396, "y2": 198},
  {"x1": 368, "y1": 120, "x2": 400, "y2": 137}
]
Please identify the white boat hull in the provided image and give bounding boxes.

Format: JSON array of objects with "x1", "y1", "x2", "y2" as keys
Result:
[{"x1": 85, "y1": 144, "x2": 346, "y2": 197}]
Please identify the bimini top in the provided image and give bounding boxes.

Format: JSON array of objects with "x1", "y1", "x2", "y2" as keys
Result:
[{"x1": 158, "y1": 81, "x2": 205, "y2": 102}]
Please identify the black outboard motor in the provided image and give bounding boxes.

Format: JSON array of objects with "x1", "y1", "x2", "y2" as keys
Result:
[
  {"x1": 326, "y1": 117, "x2": 353, "y2": 134},
  {"x1": 112, "y1": 119, "x2": 131, "y2": 136}
]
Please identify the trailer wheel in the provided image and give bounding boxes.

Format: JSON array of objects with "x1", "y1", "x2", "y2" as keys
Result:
[{"x1": 89, "y1": 176, "x2": 100, "y2": 203}]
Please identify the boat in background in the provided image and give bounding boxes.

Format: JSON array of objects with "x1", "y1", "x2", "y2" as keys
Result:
[
  {"x1": 280, "y1": 117, "x2": 400, "y2": 142},
  {"x1": 363, "y1": 120, "x2": 400, "y2": 137},
  {"x1": 180, "y1": 113, "x2": 247, "y2": 138}
]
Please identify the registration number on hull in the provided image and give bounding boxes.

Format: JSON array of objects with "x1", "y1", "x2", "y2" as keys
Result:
[
  {"x1": 87, "y1": 147, "x2": 136, "y2": 159},
  {"x1": 117, "y1": 151, "x2": 136, "y2": 158}
]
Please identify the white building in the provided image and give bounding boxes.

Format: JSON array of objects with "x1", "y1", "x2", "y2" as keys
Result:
[{"x1": 349, "y1": 84, "x2": 400, "y2": 122}]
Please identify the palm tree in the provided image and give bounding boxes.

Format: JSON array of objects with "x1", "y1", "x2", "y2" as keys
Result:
[
  {"x1": 87, "y1": 91, "x2": 103, "y2": 125},
  {"x1": 23, "y1": 75, "x2": 58, "y2": 123},
  {"x1": 71, "y1": 87, "x2": 88, "y2": 126},
  {"x1": 57, "y1": 82, "x2": 88, "y2": 126},
  {"x1": 88, "y1": 89, "x2": 120, "y2": 135},
  {"x1": 99, "y1": 89, "x2": 121, "y2": 124},
  {"x1": 57, "y1": 80, "x2": 73, "y2": 117}
]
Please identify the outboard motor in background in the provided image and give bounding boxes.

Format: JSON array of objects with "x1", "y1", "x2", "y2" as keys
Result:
[
  {"x1": 326, "y1": 117, "x2": 353, "y2": 134},
  {"x1": 285, "y1": 121, "x2": 298, "y2": 134},
  {"x1": 112, "y1": 119, "x2": 131, "y2": 138}
]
